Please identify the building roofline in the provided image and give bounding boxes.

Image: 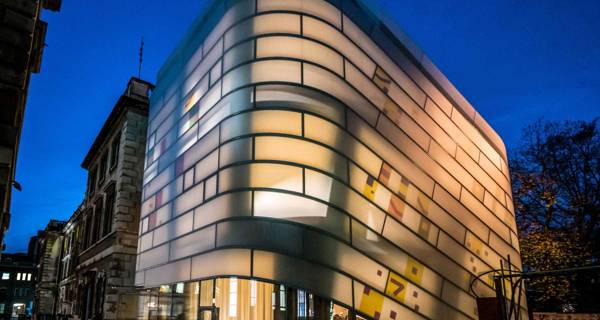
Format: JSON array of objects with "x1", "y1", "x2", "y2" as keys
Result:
[
  {"x1": 156, "y1": 0, "x2": 508, "y2": 161},
  {"x1": 81, "y1": 77, "x2": 154, "y2": 169}
]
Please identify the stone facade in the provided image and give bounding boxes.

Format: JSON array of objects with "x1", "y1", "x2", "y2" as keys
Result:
[
  {"x1": 33, "y1": 220, "x2": 65, "y2": 319},
  {"x1": 54, "y1": 78, "x2": 153, "y2": 320}
]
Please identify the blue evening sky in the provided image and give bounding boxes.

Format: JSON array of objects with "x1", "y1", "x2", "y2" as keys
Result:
[{"x1": 6, "y1": 1, "x2": 599, "y2": 252}]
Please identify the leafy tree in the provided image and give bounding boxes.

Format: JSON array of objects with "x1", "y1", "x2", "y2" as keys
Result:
[{"x1": 510, "y1": 118, "x2": 600, "y2": 312}]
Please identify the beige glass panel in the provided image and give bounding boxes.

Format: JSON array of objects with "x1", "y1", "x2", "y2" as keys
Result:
[
  {"x1": 214, "y1": 278, "x2": 276, "y2": 320},
  {"x1": 348, "y1": 163, "x2": 392, "y2": 213},
  {"x1": 425, "y1": 99, "x2": 480, "y2": 161},
  {"x1": 342, "y1": 16, "x2": 426, "y2": 107},
  {"x1": 190, "y1": 249, "x2": 251, "y2": 279},
  {"x1": 257, "y1": 0, "x2": 341, "y2": 28},
  {"x1": 303, "y1": 16, "x2": 375, "y2": 76},
  {"x1": 381, "y1": 99, "x2": 431, "y2": 151},
  {"x1": 174, "y1": 182, "x2": 204, "y2": 216},
  {"x1": 437, "y1": 232, "x2": 493, "y2": 287},
  {"x1": 253, "y1": 250, "x2": 353, "y2": 306},
  {"x1": 353, "y1": 281, "x2": 426, "y2": 320},
  {"x1": 304, "y1": 115, "x2": 381, "y2": 177},
  {"x1": 351, "y1": 222, "x2": 443, "y2": 296},
  {"x1": 255, "y1": 136, "x2": 347, "y2": 179},
  {"x1": 183, "y1": 282, "x2": 199, "y2": 320},
  {"x1": 223, "y1": 39, "x2": 254, "y2": 72},
  {"x1": 460, "y1": 190, "x2": 510, "y2": 242},
  {"x1": 303, "y1": 63, "x2": 379, "y2": 126},
  {"x1": 441, "y1": 281, "x2": 478, "y2": 319},
  {"x1": 347, "y1": 112, "x2": 434, "y2": 196},
  {"x1": 455, "y1": 147, "x2": 506, "y2": 203},
  {"x1": 257, "y1": 36, "x2": 344, "y2": 76},
  {"x1": 432, "y1": 184, "x2": 489, "y2": 242},
  {"x1": 219, "y1": 138, "x2": 252, "y2": 167},
  {"x1": 426, "y1": 200, "x2": 466, "y2": 246},
  {"x1": 138, "y1": 243, "x2": 169, "y2": 270},
  {"x1": 377, "y1": 115, "x2": 462, "y2": 199},
  {"x1": 193, "y1": 192, "x2": 252, "y2": 230},
  {"x1": 194, "y1": 150, "x2": 219, "y2": 183},
  {"x1": 345, "y1": 61, "x2": 386, "y2": 111},
  {"x1": 484, "y1": 191, "x2": 517, "y2": 232},
  {"x1": 304, "y1": 229, "x2": 388, "y2": 292},
  {"x1": 221, "y1": 110, "x2": 302, "y2": 142},
  {"x1": 145, "y1": 258, "x2": 192, "y2": 288},
  {"x1": 464, "y1": 231, "x2": 504, "y2": 272},
  {"x1": 224, "y1": 13, "x2": 300, "y2": 49},
  {"x1": 222, "y1": 60, "x2": 301, "y2": 95},
  {"x1": 489, "y1": 231, "x2": 522, "y2": 269},
  {"x1": 170, "y1": 225, "x2": 216, "y2": 261},
  {"x1": 220, "y1": 163, "x2": 303, "y2": 193},
  {"x1": 428, "y1": 141, "x2": 484, "y2": 201},
  {"x1": 451, "y1": 108, "x2": 502, "y2": 169},
  {"x1": 479, "y1": 151, "x2": 511, "y2": 194},
  {"x1": 255, "y1": 84, "x2": 345, "y2": 125},
  {"x1": 383, "y1": 218, "x2": 471, "y2": 291}
]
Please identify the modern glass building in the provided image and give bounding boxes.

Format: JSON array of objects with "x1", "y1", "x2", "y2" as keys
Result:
[{"x1": 135, "y1": 1, "x2": 524, "y2": 319}]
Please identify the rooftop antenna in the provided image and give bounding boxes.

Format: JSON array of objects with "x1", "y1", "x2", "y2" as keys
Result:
[{"x1": 138, "y1": 36, "x2": 144, "y2": 78}]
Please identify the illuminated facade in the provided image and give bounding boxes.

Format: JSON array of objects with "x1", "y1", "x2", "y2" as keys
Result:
[{"x1": 135, "y1": 1, "x2": 524, "y2": 319}]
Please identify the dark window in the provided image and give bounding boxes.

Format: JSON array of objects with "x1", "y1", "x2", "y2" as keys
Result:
[
  {"x1": 93, "y1": 197, "x2": 104, "y2": 243},
  {"x1": 110, "y1": 137, "x2": 120, "y2": 169},
  {"x1": 88, "y1": 167, "x2": 97, "y2": 194},
  {"x1": 103, "y1": 190, "x2": 115, "y2": 236},
  {"x1": 99, "y1": 152, "x2": 108, "y2": 183}
]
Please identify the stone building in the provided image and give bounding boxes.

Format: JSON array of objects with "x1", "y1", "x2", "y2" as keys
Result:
[
  {"x1": 0, "y1": 0, "x2": 61, "y2": 254},
  {"x1": 32, "y1": 219, "x2": 65, "y2": 319},
  {"x1": 55, "y1": 77, "x2": 153, "y2": 319}
]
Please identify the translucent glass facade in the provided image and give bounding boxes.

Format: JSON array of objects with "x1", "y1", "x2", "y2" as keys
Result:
[{"x1": 136, "y1": 1, "x2": 524, "y2": 319}]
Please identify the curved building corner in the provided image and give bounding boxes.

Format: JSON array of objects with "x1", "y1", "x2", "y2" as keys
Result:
[{"x1": 135, "y1": 1, "x2": 525, "y2": 319}]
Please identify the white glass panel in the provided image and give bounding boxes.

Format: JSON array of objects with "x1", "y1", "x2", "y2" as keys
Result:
[
  {"x1": 140, "y1": 232, "x2": 153, "y2": 252},
  {"x1": 441, "y1": 281, "x2": 478, "y2": 319},
  {"x1": 204, "y1": 175, "x2": 217, "y2": 200},
  {"x1": 179, "y1": 127, "x2": 219, "y2": 175},
  {"x1": 209, "y1": 60, "x2": 222, "y2": 87},
  {"x1": 460, "y1": 189, "x2": 510, "y2": 242},
  {"x1": 184, "y1": 38, "x2": 223, "y2": 97},
  {"x1": 455, "y1": 147, "x2": 506, "y2": 202},
  {"x1": 170, "y1": 225, "x2": 216, "y2": 261},
  {"x1": 254, "y1": 191, "x2": 328, "y2": 219},
  {"x1": 182, "y1": 76, "x2": 209, "y2": 115},
  {"x1": 429, "y1": 140, "x2": 483, "y2": 201},
  {"x1": 144, "y1": 258, "x2": 191, "y2": 288},
  {"x1": 345, "y1": 61, "x2": 386, "y2": 110},
  {"x1": 190, "y1": 249, "x2": 251, "y2": 279},
  {"x1": 223, "y1": 39, "x2": 254, "y2": 72},
  {"x1": 221, "y1": 110, "x2": 302, "y2": 142},
  {"x1": 193, "y1": 192, "x2": 252, "y2": 230},
  {"x1": 255, "y1": 84, "x2": 345, "y2": 125},
  {"x1": 174, "y1": 182, "x2": 204, "y2": 216},
  {"x1": 223, "y1": 60, "x2": 301, "y2": 95},
  {"x1": 138, "y1": 244, "x2": 169, "y2": 270}
]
